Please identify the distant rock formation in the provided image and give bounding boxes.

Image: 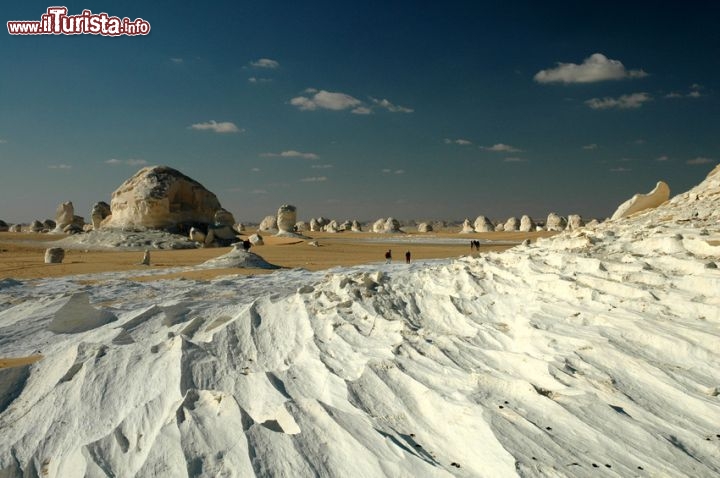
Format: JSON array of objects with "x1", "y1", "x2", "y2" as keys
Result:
[
  {"x1": 339, "y1": 220, "x2": 352, "y2": 231},
  {"x1": 90, "y1": 202, "x2": 111, "y2": 230},
  {"x1": 259, "y1": 215, "x2": 278, "y2": 232},
  {"x1": 586, "y1": 219, "x2": 600, "y2": 228},
  {"x1": 504, "y1": 217, "x2": 520, "y2": 231},
  {"x1": 460, "y1": 219, "x2": 475, "y2": 233},
  {"x1": 30, "y1": 220, "x2": 44, "y2": 233},
  {"x1": 43, "y1": 219, "x2": 56, "y2": 230},
  {"x1": 295, "y1": 221, "x2": 308, "y2": 232},
  {"x1": 494, "y1": 223, "x2": 505, "y2": 232},
  {"x1": 249, "y1": 233, "x2": 264, "y2": 246},
  {"x1": 44, "y1": 247, "x2": 65, "y2": 264},
  {"x1": 102, "y1": 166, "x2": 223, "y2": 231},
  {"x1": 309, "y1": 218, "x2": 320, "y2": 232},
  {"x1": 372, "y1": 218, "x2": 385, "y2": 233},
  {"x1": 417, "y1": 222, "x2": 433, "y2": 233},
  {"x1": 546, "y1": 213, "x2": 567, "y2": 232},
  {"x1": 611, "y1": 181, "x2": 670, "y2": 220},
  {"x1": 384, "y1": 218, "x2": 402, "y2": 233},
  {"x1": 567, "y1": 214, "x2": 585, "y2": 230},
  {"x1": 473, "y1": 216, "x2": 494, "y2": 233},
  {"x1": 9, "y1": 224, "x2": 21, "y2": 233},
  {"x1": 0, "y1": 220, "x2": 8, "y2": 232},
  {"x1": 53, "y1": 201, "x2": 74, "y2": 233},
  {"x1": 325, "y1": 220, "x2": 339, "y2": 233},
  {"x1": 277, "y1": 205, "x2": 297, "y2": 234},
  {"x1": 351, "y1": 220, "x2": 362, "y2": 232},
  {"x1": 519, "y1": 215, "x2": 536, "y2": 232}
]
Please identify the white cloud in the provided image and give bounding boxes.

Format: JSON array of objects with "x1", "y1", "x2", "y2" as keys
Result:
[
  {"x1": 262, "y1": 150, "x2": 319, "y2": 160},
  {"x1": 105, "y1": 158, "x2": 148, "y2": 166},
  {"x1": 534, "y1": 53, "x2": 647, "y2": 84},
  {"x1": 248, "y1": 77, "x2": 272, "y2": 84},
  {"x1": 48, "y1": 164, "x2": 72, "y2": 169},
  {"x1": 585, "y1": 92, "x2": 652, "y2": 110},
  {"x1": 189, "y1": 120, "x2": 242, "y2": 133},
  {"x1": 351, "y1": 106, "x2": 372, "y2": 115},
  {"x1": 444, "y1": 138, "x2": 472, "y2": 145},
  {"x1": 655, "y1": 155, "x2": 669, "y2": 162},
  {"x1": 664, "y1": 92, "x2": 684, "y2": 99},
  {"x1": 633, "y1": 139, "x2": 646, "y2": 145},
  {"x1": 687, "y1": 90, "x2": 702, "y2": 98},
  {"x1": 290, "y1": 90, "x2": 362, "y2": 111},
  {"x1": 311, "y1": 164, "x2": 333, "y2": 169},
  {"x1": 250, "y1": 58, "x2": 279, "y2": 69},
  {"x1": 665, "y1": 84, "x2": 703, "y2": 99},
  {"x1": 300, "y1": 176, "x2": 328, "y2": 182},
  {"x1": 251, "y1": 167, "x2": 261, "y2": 172},
  {"x1": 170, "y1": 58, "x2": 183, "y2": 64},
  {"x1": 582, "y1": 143, "x2": 598, "y2": 150},
  {"x1": 609, "y1": 167, "x2": 631, "y2": 172},
  {"x1": 503, "y1": 157, "x2": 527, "y2": 163},
  {"x1": 370, "y1": 97, "x2": 414, "y2": 113},
  {"x1": 687, "y1": 157, "x2": 714, "y2": 165},
  {"x1": 381, "y1": 168, "x2": 392, "y2": 173},
  {"x1": 481, "y1": 143, "x2": 523, "y2": 152},
  {"x1": 394, "y1": 169, "x2": 405, "y2": 174}
]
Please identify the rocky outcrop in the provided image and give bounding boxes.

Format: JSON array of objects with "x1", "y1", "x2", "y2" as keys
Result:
[
  {"x1": 249, "y1": 233, "x2": 264, "y2": 246},
  {"x1": 519, "y1": 215, "x2": 536, "y2": 232},
  {"x1": 460, "y1": 219, "x2": 474, "y2": 233},
  {"x1": 309, "y1": 218, "x2": 320, "y2": 232},
  {"x1": 495, "y1": 223, "x2": 505, "y2": 232},
  {"x1": 567, "y1": 214, "x2": 584, "y2": 231},
  {"x1": 473, "y1": 216, "x2": 494, "y2": 233},
  {"x1": 259, "y1": 215, "x2": 278, "y2": 232},
  {"x1": 325, "y1": 220, "x2": 339, "y2": 233},
  {"x1": 9, "y1": 224, "x2": 21, "y2": 233},
  {"x1": 44, "y1": 247, "x2": 65, "y2": 264},
  {"x1": 417, "y1": 222, "x2": 433, "y2": 233},
  {"x1": 295, "y1": 221, "x2": 308, "y2": 232},
  {"x1": 91, "y1": 202, "x2": 111, "y2": 230},
  {"x1": 611, "y1": 181, "x2": 670, "y2": 220},
  {"x1": 339, "y1": 221, "x2": 353, "y2": 232},
  {"x1": 43, "y1": 219, "x2": 56, "y2": 230},
  {"x1": 384, "y1": 218, "x2": 402, "y2": 233},
  {"x1": 102, "y1": 166, "x2": 223, "y2": 231},
  {"x1": 351, "y1": 220, "x2": 362, "y2": 232},
  {"x1": 277, "y1": 205, "x2": 297, "y2": 234},
  {"x1": 546, "y1": 213, "x2": 567, "y2": 232},
  {"x1": 372, "y1": 218, "x2": 386, "y2": 233},
  {"x1": 30, "y1": 220, "x2": 44, "y2": 233},
  {"x1": 504, "y1": 217, "x2": 520, "y2": 232},
  {"x1": 53, "y1": 201, "x2": 74, "y2": 233},
  {"x1": 189, "y1": 227, "x2": 206, "y2": 244}
]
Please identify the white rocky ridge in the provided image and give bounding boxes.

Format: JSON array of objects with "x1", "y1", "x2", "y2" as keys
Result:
[
  {"x1": 1, "y1": 167, "x2": 720, "y2": 476},
  {"x1": 611, "y1": 180, "x2": 670, "y2": 220}
]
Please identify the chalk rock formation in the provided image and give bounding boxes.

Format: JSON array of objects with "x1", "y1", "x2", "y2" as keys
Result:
[
  {"x1": 295, "y1": 221, "x2": 308, "y2": 232},
  {"x1": 102, "y1": 166, "x2": 223, "y2": 231},
  {"x1": 30, "y1": 220, "x2": 44, "y2": 232},
  {"x1": 199, "y1": 243, "x2": 279, "y2": 270},
  {"x1": 325, "y1": 220, "x2": 339, "y2": 233},
  {"x1": 567, "y1": 214, "x2": 585, "y2": 231},
  {"x1": 9, "y1": 224, "x2": 21, "y2": 233},
  {"x1": 140, "y1": 250, "x2": 151, "y2": 265},
  {"x1": 259, "y1": 215, "x2": 278, "y2": 232},
  {"x1": 235, "y1": 223, "x2": 246, "y2": 232},
  {"x1": 384, "y1": 218, "x2": 401, "y2": 233},
  {"x1": 611, "y1": 181, "x2": 670, "y2": 220},
  {"x1": 417, "y1": 222, "x2": 433, "y2": 233},
  {"x1": 460, "y1": 219, "x2": 475, "y2": 233},
  {"x1": 90, "y1": 202, "x2": 111, "y2": 230},
  {"x1": 504, "y1": 217, "x2": 520, "y2": 232},
  {"x1": 351, "y1": 220, "x2": 362, "y2": 232},
  {"x1": 339, "y1": 221, "x2": 353, "y2": 232},
  {"x1": 473, "y1": 216, "x2": 494, "y2": 233},
  {"x1": 546, "y1": 213, "x2": 567, "y2": 232},
  {"x1": 371, "y1": 219, "x2": 385, "y2": 233},
  {"x1": 0, "y1": 220, "x2": 8, "y2": 232},
  {"x1": 44, "y1": 247, "x2": 65, "y2": 264},
  {"x1": 53, "y1": 201, "x2": 74, "y2": 233},
  {"x1": 43, "y1": 219, "x2": 56, "y2": 230},
  {"x1": 277, "y1": 205, "x2": 297, "y2": 234},
  {"x1": 309, "y1": 218, "x2": 320, "y2": 232},
  {"x1": 586, "y1": 219, "x2": 600, "y2": 228},
  {"x1": 189, "y1": 227, "x2": 206, "y2": 244},
  {"x1": 519, "y1": 215, "x2": 536, "y2": 232},
  {"x1": 63, "y1": 224, "x2": 82, "y2": 235},
  {"x1": 249, "y1": 233, "x2": 264, "y2": 246},
  {"x1": 214, "y1": 209, "x2": 235, "y2": 227},
  {"x1": 495, "y1": 223, "x2": 505, "y2": 232}
]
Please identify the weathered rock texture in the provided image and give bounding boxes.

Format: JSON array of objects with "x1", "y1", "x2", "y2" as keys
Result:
[
  {"x1": 546, "y1": 213, "x2": 567, "y2": 232},
  {"x1": 567, "y1": 214, "x2": 585, "y2": 231},
  {"x1": 259, "y1": 216, "x2": 278, "y2": 232},
  {"x1": 504, "y1": 217, "x2": 520, "y2": 232},
  {"x1": 249, "y1": 233, "x2": 264, "y2": 246},
  {"x1": 611, "y1": 181, "x2": 670, "y2": 220},
  {"x1": 277, "y1": 205, "x2": 297, "y2": 233},
  {"x1": 460, "y1": 219, "x2": 475, "y2": 233},
  {"x1": 91, "y1": 202, "x2": 111, "y2": 230},
  {"x1": 351, "y1": 220, "x2": 362, "y2": 232},
  {"x1": 44, "y1": 247, "x2": 65, "y2": 264},
  {"x1": 519, "y1": 215, "x2": 536, "y2": 232},
  {"x1": 102, "y1": 166, "x2": 223, "y2": 231},
  {"x1": 473, "y1": 216, "x2": 494, "y2": 233},
  {"x1": 417, "y1": 222, "x2": 433, "y2": 233},
  {"x1": 53, "y1": 202, "x2": 74, "y2": 233}
]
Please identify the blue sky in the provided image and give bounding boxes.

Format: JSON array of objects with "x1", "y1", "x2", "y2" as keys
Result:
[{"x1": 1, "y1": 1, "x2": 718, "y2": 223}]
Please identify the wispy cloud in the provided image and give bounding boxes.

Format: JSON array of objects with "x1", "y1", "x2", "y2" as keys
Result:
[
  {"x1": 351, "y1": 106, "x2": 372, "y2": 115},
  {"x1": 300, "y1": 176, "x2": 328, "y2": 182},
  {"x1": 655, "y1": 155, "x2": 670, "y2": 162},
  {"x1": 609, "y1": 166, "x2": 631, "y2": 172},
  {"x1": 251, "y1": 167, "x2": 261, "y2": 172},
  {"x1": 170, "y1": 57, "x2": 183, "y2": 64},
  {"x1": 48, "y1": 164, "x2": 72, "y2": 169},
  {"x1": 311, "y1": 164, "x2": 333, "y2": 169},
  {"x1": 687, "y1": 157, "x2": 714, "y2": 165},
  {"x1": 262, "y1": 150, "x2": 319, "y2": 160},
  {"x1": 665, "y1": 83, "x2": 704, "y2": 99},
  {"x1": 444, "y1": 138, "x2": 472, "y2": 145},
  {"x1": 370, "y1": 97, "x2": 414, "y2": 113},
  {"x1": 189, "y1": 120, "x2": 242, "y2": 133},
  {"x1": 585, "y1": 92, "x2": 652, "y2": 110},
  {"x1": 248, "y1": 77, "x2": 272, "y2": 84},
  {"x1": 381, "y1": 168, "x2": 405, "y2": 174},
  {"x1": 291, "y1": 90, "x2": 362, "y2": 112},
  {"x1": 633, "y1": 139, "x2": 646, "y2": 145},
  {"x1": 250, "y1": 58, "x2": 279, "y2": 69},
  {"x1": 481, "y1": 143, "x2": 523, "y2": 153},
  {"x1": 105, "y1": 158, "x2": 148, "y2": 166},
  {"x1": 534, "y1": 53, "x2": 647, "y2": 84},
  {"x1": 503, "y1": 157, "x2": 527, "y2": 163},
  {"x1": 582, "y1": 143, "x2": 598, "y2": 150}
]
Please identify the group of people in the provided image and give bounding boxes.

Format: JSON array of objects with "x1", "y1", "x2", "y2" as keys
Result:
[
  {"x1": 385, "y1": 249, "x2": 411, "y2": 264},
  {"x1": 469, "y1": 240, "x2": 482, "y2": 251}
]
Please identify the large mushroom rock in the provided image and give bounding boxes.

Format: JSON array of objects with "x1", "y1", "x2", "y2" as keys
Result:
[
  {"x1": 473, "y1": 216, "x2": 494, "y2": 232},
  {"x1": 101, "y1": 166, "x2": 223, "y2": 231},
  {"x1": 351, "y1": 220, "x2": 362, "y2": 232},
  {"x1": 611, "y1": 181, "x2": 670, "y2": 220},
  {"x1": 372, "y1": 218, "x2": 386, "y2": 233},
  {"x1": 258, "y1": 215, "x2": 277, "y2": 232},
  {"x1": 0, "y1": 220, "x2": 8, "y2": 232},
  {"x1": 519, "y1": 215, "x2": 536, "y2": 232},
  {"x1": 90, "y1": 202, "x2": 111, "y2": 230},
  {"x1": 546, "y1": 213, "x2": 567, "y2": 232},
  {"x1": 276, "y1": 205, "x2": 297, "y2": 234},
  {"x1": 417, "y1": 222, "x2": 433, "y2": 233},
  {"x1": 53, "y1": 201, "x2": 74, "y2": 233},
  {"x1": 566, "y1": 214, "x2": 585, "y2": 230},
  {"x1": 460, "y1": 219, "x2": 474, "y2": 233},
  {"x1": 384, "y1": 217, "x2": 402, "y2": 233},
  {"x1": 504, "y1": 217, "x2": 520, "y2": 232}
]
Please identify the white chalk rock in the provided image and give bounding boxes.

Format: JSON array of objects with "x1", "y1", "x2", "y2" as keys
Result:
[
  {"x1": 460, "y1": 219, "x2": 474, "y2": 233},
  {"x1": 504, "y1": 217, "x2": 520, "y2": 231},
  {"x1": 277, "y1": 205, "x2": 297, "y2": 233},
  {"x1": 30, "y1": 220, "x2": 43, "y2": 232},
  {"x1": 44, "y1": 247, "x2": 65, "y2": 264},
  {"x1": 295, "y1": 221, "x2": 308, "y2": 232},
  {"x1": 0, "y1": 220, "x2": 8, "y2": 232},
  {"x1": 339, "y1": 220, "x2": 353, "y2": 231},
  {"x1": 9, "y1": 224, "x2": 21, "y2": 233},
  {"x1": 417, "y1": 222, "x2": 433, "y2": 233},
  {"x1": 249, "y1": 233, "x2": 264, "y2": 245},
  {"x1": 214, "y1": 209, "x2": 235, "y2": 227},
  {"x1": 259, "y1": 215, "x2": 277, "y2": 232},
  {"x1": 325, "y1": 220, "x2": 339, "y2": 233},
  {"x1": 53, "y1": 201, "x2": 74, "y2": 233},
  {"x1": 384, "y1": 218, "x2": 401, "y2": 233},
  {"x1": 351, "y1": 220, "x2": 362, "y2": 232},
  {"x1": 102, "y1": 166, "x2": 223, "y2": 230},
  {"x1": 546, "y1": 213, "x2": 567, "y2": 232},
  {"x1": 309, "y1": 218, "x2": 320, "y2": 231},
  {"x1": 473, "y1": 216, "x2": 494, "y2": 232},
  {"x1": 519, "y1": 215, "x2": 536, "y2": 232},
  {"x1": 495, "y1": 223, "x2": 505, "y2": 232},
  {"x1": 372, "y1": 218, "x2": 386, "y2": 233},
  {"x1": 567, "y1": 214, "x2": 585, "y2": 230},
  {"x1": 611, "y1": 181, "x2": 670, "y2": 220},
  {"x1": 586, "y1": 219, "x2": 600, "y2": 228},
  {"x1": 189, "y1": 227, "x2": 206, "y2": 243},
  {"x1": 90, "y1": 202, "x2": 111, "y2": 230},
  {"x1": 234, "y1": 223, "x2": 246, "y2": 232}
]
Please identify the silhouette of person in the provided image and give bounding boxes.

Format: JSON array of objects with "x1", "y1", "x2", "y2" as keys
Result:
[
  {"x1": 385, "y1": 249, "x2": 392, "y2": 264},
  {"x1": 405, "y1": 251, "x2": 411, "y2": 264},
  {"x1": 242, "y1": 239, "x2": 251, "y2": 251}
]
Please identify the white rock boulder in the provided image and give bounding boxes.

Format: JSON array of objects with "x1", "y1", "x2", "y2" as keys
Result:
[
  {"x1": 473, "y1": 216, "x2": 494, "y2": 232},
  {"x1": 504, "y1": 217, "x2": 520, "y2": 231},
  {"x1": 53, "y1": 201, "x2": 74, "y2": 233},
  {"x1": 611, "y1": 181, "x2": 670, "y2": 220},
  {"x1": 417, "y1": 222, "x2": 433, "y2": 233},
  {"x1": 546, "y1": 213, "x2": 567, "y2": 232},
  {"x1": 90, "y1": 202, "x2": 111, "y2": 230},
  {"x1": 44, "y1": 247, "x2": 65, "y2": 264},
  {"x1": 259, "y1": 215, "x2": 277, "y2": 232},
  {"x1": 567, "y1": 214, "x2": 585, "y2": 230},
  {"x1": 519, "y1": 215, "x2": 536, "y2": 232},
  {"x1": 384, "y1": 218, "x2": 402, "y2": 233},
  {"x1": 460, "y1": 219, "x2": 475, "y2": 233},
  {"x1": 249, "y1": 233, "x2": 264, "y2": 246},
  {"x1": 277, "y1": 205, "x2": 297, "y2": 233},
  {"x1": 372, "y1": 218, "x2": 386, "y2": 233},
  {"x1": 351, "y1": 220, "x2": 362, "y2": 232}
]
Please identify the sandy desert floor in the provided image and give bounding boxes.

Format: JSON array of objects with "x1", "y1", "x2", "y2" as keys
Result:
[{"x1": 0, "y1": 230, "x2": 555, "y2": 282}]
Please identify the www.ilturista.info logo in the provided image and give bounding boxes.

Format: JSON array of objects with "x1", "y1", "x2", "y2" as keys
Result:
[{"x1": 7, "y1": 7, "x2": 150, "y2": 36}]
